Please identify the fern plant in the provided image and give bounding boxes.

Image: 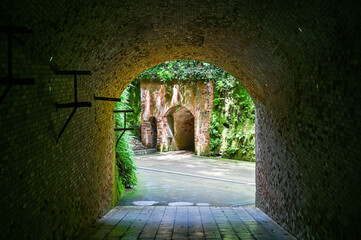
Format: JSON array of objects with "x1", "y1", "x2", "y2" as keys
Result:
[{"x1": 114, "y1": 86, "x2": 137, "y2": 198}]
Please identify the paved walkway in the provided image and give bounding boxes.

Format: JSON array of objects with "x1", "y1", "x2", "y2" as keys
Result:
[
  {"x1": 78, "y1": 151, "x2": 296, "y2": 239},
  {"x1": 79, "y1": 206, "x2": 295, "y2": 240},
  {"x1": 134, "y1": 151, "x2": 255, "y2": 184},
  {"x1": 117, "y1": 151, "x2": 256, "y2": 207}
]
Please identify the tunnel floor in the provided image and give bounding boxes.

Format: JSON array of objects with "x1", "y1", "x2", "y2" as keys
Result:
[
  {"x1": 78, "y1": 206, "x2": 295, "y2": 239},
  {"x1": 79, "y1": 151, "x2": 295, "y2": 239}
]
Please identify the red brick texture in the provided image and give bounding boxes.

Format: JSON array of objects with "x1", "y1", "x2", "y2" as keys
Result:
[{"x1": 140, "y1": 79, "x2": 213, "y2": 156}]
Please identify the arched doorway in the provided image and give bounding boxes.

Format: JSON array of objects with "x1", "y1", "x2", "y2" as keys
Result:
[
  {"x1": 167, "y1": 106, "x2": 195, "y2": 151},
  {"x1": 149, "y1": 116, "x2": 157, "y2": 148}
]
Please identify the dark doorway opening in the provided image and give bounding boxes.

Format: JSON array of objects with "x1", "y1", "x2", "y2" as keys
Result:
[
  {"x1": 167, "y1": 107, "x2": 195, "y2": 151},
  {"x1": 149, "y1": 116, "x2": 157, "y2": 148}
]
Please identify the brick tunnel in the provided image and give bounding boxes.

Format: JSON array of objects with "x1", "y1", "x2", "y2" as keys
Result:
[{"x1": 0, "y1": 1, "x2": 360, "y2": 239}]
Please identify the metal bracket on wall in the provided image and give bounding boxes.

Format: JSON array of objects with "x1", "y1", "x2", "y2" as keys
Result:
[
  {"x1": 114, "y1": 109, "x2": 134, "y2": 147},
  {"x1": 0, "y1": 26, "x2": 34, "y2": 104},
  {"x1": 94, "y1": 96, "x2": 121, "y2": 102},
  {"x1": 55, "y1": 70, "x2": 92, "y2": 141}
]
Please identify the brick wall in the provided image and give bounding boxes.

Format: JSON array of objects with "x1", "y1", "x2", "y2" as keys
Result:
[
  {"x1": 0, "y1": 0, "x2": 360, "y2": 239},
  {"x1": 140, "y1": 79, "x2": 213, "y2": 156},
  {"x1": 0, "y1": 32, "x2": 117, "y2": 239}
]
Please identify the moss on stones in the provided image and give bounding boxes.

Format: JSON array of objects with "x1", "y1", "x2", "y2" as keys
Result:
[{"x1": 210, "y1": 77, "x2": 255, "y2": 161}]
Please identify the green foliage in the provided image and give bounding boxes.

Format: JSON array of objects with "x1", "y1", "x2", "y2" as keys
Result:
[
  {"x1": 114, "y1": 86, "x2": 137, "y2": 198},
  {"x1": 136, "y1": 59, "x2": 228, "y2": 83},
  {"x1": 137, "y1": 59, "x2": 255, "y2": 161},
  {"x1": 125, "y1": 79, "x2": 141, "y2": 126},
  {"x1": 122, "y1": 79, "x2": 141, "y2": 138},
  {"x1": 209, "y1": 70, "x2": 255, "y2": 161},
  {"x1": 226, "y1": 147, "x2": 239, "y2": 155}
]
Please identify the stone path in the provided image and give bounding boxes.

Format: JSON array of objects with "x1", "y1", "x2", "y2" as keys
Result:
[
  {"x1": 134, "y1": 151, "x2": 255, "y2": 184},
  {"x1": 117, "y1": 151, "x2": 256, "y2": 207},
  {"x1": 79, "y1": 206, "x2": 295, "y2": 240},
  {"x1": 78, "y1": 151, "x2": 296, "y2": 239}
]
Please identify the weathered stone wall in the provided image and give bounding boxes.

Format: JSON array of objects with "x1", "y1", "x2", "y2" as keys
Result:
[
  {"x1": 0, "y1": 0, "x2": 360, "y2": 239},
  {"x1": 140, "y1": 79, "x2": 213, "y2": 155}
]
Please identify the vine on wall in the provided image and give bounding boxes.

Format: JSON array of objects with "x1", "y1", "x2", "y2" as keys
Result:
[
  {"x1": 210, "y1": 75, "x2": 255, "y2": 161},
  {"x1": 136, "y1": 59, "x2": 256, "y2": 161}
]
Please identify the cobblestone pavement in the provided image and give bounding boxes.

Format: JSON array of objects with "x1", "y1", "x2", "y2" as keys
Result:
[{"x1": 79, "y1": 206, "x2": 295, "y2": 240}]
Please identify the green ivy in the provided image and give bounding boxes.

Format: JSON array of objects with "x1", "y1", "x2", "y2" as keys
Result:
[
  {"x1": 136, "y1": 59, "x2": 255, "y2": 161},
  {"x1": 136, "y1": 59, "x2": 226, "y2": 83},
  {"x1": 209, "y1": 69, "x2": 255, "y2": 161},
  {"x1": 123, "y1": 79, "x2": 141, "y2": 131}
]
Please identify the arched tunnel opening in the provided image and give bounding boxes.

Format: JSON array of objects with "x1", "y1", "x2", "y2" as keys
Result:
[
  {"x1": 115, "y1": 60, "x2": 257, "y2": 216},
  {"x1": 0, "y1": 1, "x2": 360, "y2": 239}
]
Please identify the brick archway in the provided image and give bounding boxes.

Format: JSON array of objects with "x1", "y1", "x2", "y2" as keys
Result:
[{"x1": 141, "y1": 79, "x2": 213, "y2": 155}]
